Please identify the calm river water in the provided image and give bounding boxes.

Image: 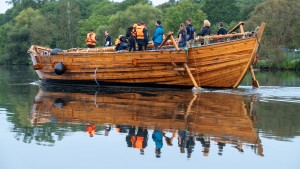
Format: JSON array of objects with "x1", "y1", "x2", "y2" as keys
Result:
[{"x1": 0, "y1": 66, "x2": 300, "y2": 169}]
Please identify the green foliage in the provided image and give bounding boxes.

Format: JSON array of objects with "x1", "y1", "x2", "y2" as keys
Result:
[
  {"x1": 237, "y1": 0, "x2": 264, "y2": 21},
  {"x1": 164, "y1": 0, "x2": 206, "y2": 34},
  {"x1": 246, "y1": 0, "x2": 300, "y2": 58},
  {"x1": 54, "y1": 0, "x2": 81, "y2": 49},
  {"x1": 203, "y1": 0, "x2": 240, "y2": 24},
  {"x1": 0, "y1": 8, "x2": 41, "y2": 64},
  {"x1": 117, "y1": 0, "x2": 152, "y2": 11},
  {"x1": 0, "y1": 0, "x2": 299, "y2": 66},
  {"x1": 108, "y1": 4, "x2": 162, "y2": 40}
]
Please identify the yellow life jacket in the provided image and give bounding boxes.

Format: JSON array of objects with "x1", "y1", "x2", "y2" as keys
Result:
[
  {"x1": 136, "y1": 25, "x2": 145, "y2": 40},
  {"x1": 85, "y1": 32, "x2": 97, "y2": 46},
  {"x1": 115, "y1": 38, "x2": 121, "y2": 45}
]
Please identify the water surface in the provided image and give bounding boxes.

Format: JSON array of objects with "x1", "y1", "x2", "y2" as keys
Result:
[{"x1": 0, "y1": 66, "x2": 300, "y2": 169}]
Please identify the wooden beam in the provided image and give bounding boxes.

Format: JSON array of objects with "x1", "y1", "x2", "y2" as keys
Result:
[
  {"x1": 184, "y1": 63, "x2": 200, "y2": 88},
  {"x1": 249, "y1": 65, "x2": 259, "y2": 88},
  {"x1": 159, "y1": 31, "x2": 173, "y2": 48},
  {"x1": 228, "y1": 22, "x2": 245, "y2": 34},
  {"x1": 170, "y1": 35, "x2": 179, "y2": 51}
]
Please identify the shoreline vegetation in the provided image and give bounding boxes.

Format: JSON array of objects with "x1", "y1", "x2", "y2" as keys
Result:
[{"x1": 0, "y1": 0, "x2": 299, "y2": 68}]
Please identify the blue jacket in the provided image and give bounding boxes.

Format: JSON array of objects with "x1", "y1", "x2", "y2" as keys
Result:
[
  {"x1": 152, "y1": 130, "x2": 163, "y2": 148},
  {"x1": 152, "y1": 25, "x2": 164, "y2": 44}
]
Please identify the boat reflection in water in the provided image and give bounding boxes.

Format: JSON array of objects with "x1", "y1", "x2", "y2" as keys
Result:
[{"x1": 30, "y1": 85, "x2": 263, "y2": 157}]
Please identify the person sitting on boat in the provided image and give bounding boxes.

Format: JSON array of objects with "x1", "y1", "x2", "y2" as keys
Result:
[
  {"x1": 85, "y1": 29, "x2": 97, "y2": 48},
  {"x1": 177, "y1": 23, "x2": 187, "y2": 48},
  {"x1": 115, "y1": 35, "x2": 129, "y2": 51},
  {"x1": 136, "y1": 21, "x2": 148, "y2": 51},
  {"x1": 152, "y1": 20, "x2": 164, "y2": 50},
  {"x1": 104, "y1": 31, "x2": 112, "y2": 46},
  {"x1": 126, "y1": 24, "x2": 138, "y2": 51},
  {"x1": 217, "y1": 22, "x2": 227, "y2": 35}
]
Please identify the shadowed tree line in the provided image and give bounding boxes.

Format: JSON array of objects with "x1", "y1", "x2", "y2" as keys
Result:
[{"x1": 0, "y1": 0, "x2": 299, "y2": 65}]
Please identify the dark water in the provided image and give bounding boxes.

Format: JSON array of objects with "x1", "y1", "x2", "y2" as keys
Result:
[{"x1": 0, "y1": 66, "x2": 300, "y2": 169}]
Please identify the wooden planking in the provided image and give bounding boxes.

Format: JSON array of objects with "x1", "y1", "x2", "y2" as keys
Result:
[
  {"x1": 31, "y1": 89, "x2": 259, "y2": 144},
  {"x1": 31, "y1": 37, "x2": 259, "y2": 88}
]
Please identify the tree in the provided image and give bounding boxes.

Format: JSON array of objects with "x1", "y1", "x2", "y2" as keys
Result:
[
  {"x1": 203, "y1": 0, "x2": 240, "y2": 24},
  {"x1": 108, "y1": 4, "x2": 162, "y2": 41},
  {"x1": 246, "y1": 0, "x2": 300, "y2": 58},
  {"x1": 0, "y1": 8, "x2": 44, "y2": 64},
  {"x1": 55, "y1": 0, "x2": 81, "y2": 49},
  {"x1": 164, "y1": 0, "x2": 207, "y2": 34}
]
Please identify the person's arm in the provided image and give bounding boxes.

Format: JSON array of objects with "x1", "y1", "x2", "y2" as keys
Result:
[
  {"x1": 177, "y1": 32, "x2": 182, "y2": 44},
  {"x1": 197, "y1": 27, "x2": 205, "y2": 36},
  {"x1": 152, "y1": 28, "x2": 158, "y2": 41},
  {"x1": 144, "y1": 29, "x2": 148, "y2": 42}
]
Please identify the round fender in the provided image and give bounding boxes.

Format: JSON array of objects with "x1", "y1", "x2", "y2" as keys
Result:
[
  {"x1": 54, "y1": 98, "x2": 65, "y2": 108},
  {"x1": 54, "y1": 62, "x2": 66, "y2": 75}
]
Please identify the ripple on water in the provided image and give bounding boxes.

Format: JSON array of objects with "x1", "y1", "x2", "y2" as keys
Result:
[{"x1": 208, "y1": 86, "x2": 300, "y2": 103}]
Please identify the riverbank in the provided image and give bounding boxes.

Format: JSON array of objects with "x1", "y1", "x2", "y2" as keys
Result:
[{"x1": 254, "y1": 59, "x2": 300, "y2": 71}]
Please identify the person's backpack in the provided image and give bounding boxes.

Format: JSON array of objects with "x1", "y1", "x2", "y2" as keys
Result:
[
  {"x1": 126, "y1": 26, "x2": 133, "y2": 38},
  {"x1": 187, "y1": 25, "x2": 195, "y2": 40}
]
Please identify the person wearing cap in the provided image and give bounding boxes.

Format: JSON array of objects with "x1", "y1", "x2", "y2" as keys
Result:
[
  {"x1": 136, "y1": 21, "x2": 148, "y2": 51},
  {"x1": 152, "y1": 20, "x2": 164, "y2": 50},
  {"x1": 85, "y1": 29, "x2": 97, "y2": 48}
]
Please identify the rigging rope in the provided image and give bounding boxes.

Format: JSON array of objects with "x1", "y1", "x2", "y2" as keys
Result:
[{"x1": 94, "y1": 67, "x2": 100, "y2": 87}]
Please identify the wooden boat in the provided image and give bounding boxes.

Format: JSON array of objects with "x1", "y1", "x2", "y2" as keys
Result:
[
  {"x1": 28, "y1": 22, "x2": 265, "y2": 88},
  {"x1": 30, "y1": 86, "x2": 263, "y2": 156}
]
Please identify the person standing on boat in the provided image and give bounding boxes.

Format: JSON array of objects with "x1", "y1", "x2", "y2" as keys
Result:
[
  {"x1": 85, "y1": 30, "x2": 97, "y2": 48},
  {"x1": 198, "y1": 20, "x2": 211, "y2": 36},
  {"x1": 177, "y1": 23, "x2": 187, "y2": 48},
  {"x1": 217, "y1": 22, "x2": 227, "y2": 35},
  {"x1": 186, "y1": 18, "x2": 196, "y2": 47},
  {"x1": 104, "y1": 31, "x2": 112, "y2": 46},
  {"x1": 136, "y1": 21, "x2": 148, "y2": 51},
  {"x1": 197, "y1": 20, "x2": 211, "y2": 45},
  {"x1": 127, "y1": 24, "x2": 138, "y2": 51},
  {"x1": 152, "y1": 20, "x2": 164, "y2": 50}
]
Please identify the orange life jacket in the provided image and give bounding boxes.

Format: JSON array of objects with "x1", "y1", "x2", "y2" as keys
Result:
[
  {"x1": 131, "y1": 136, "x2": 144, "y2": 149},
  {"x1": 136, "y1": 25, "x2": 146, "y2": 40},
  {"x1": 86, "y1": 124, "x2": 96, "y2": 136},
  {"x1": 86, "y1": 32, "x2": 97, "y2": 46}
]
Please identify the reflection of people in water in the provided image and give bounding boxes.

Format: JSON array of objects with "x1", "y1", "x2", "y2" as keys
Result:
[
  {"x1": 217, "y1": 142, "x2": 226, "y2": 156},
  {"x1": 86, "y1": 123, "x2": 96, "y2": 137},
  {"x1": 152, "y1": 129, "x2": 163, "y2": 158},
  {"x1": 178, "y1": 130, "x2": 187, "y2": 153},
  {"x1": 104, "y1": 124, "x2": 111, "y2": 136},
  {"x1": 126, "y1": 126, "x2": 148, "y2": 155},
  {"x1": 197, "y1": 134, "x2": 211, "y2": 157},
  {"x1": 115, "y1": 125, "x2": 129, "y2": 133},
  {"x1": 186, "y1": 134, "x2": 196, "y2": 158},
  {"x1": 178, "y1": 130, "x2": 195, "y2": 158}
]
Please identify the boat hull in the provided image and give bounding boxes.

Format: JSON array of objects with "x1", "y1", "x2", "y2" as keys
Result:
[{"x1": 29, "y1": 23, "x2": 265, "y2": 88}]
